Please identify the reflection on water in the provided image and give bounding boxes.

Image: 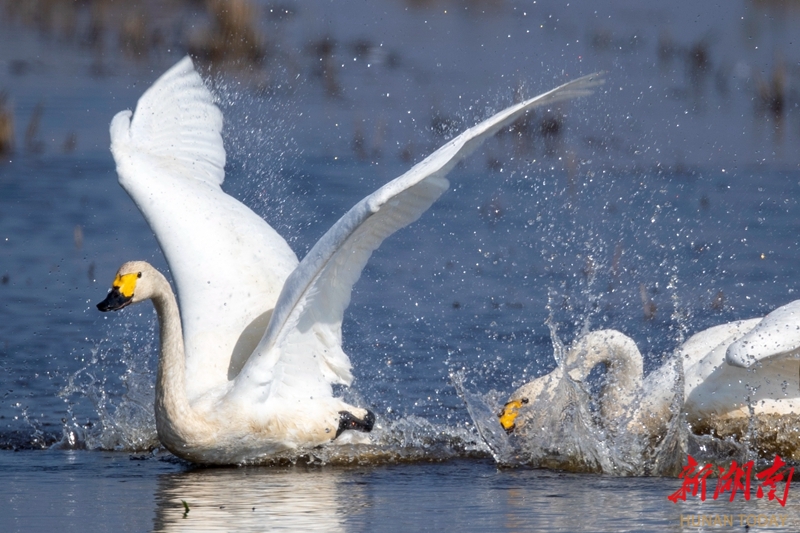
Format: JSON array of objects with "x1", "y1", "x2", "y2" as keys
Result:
[
  {"x1": 78, "y1": 453, "x2": 800, "y2": 532},
  {"x1": 151, "y1": 458, "x2": 679, "y2": 533},
  {"x1": 154, "y1": 466, "x2": 353, "y2": 532}
]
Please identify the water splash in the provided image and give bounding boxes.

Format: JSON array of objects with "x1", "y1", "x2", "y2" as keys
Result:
[
  {"x1": 451, "y1": 371, "x2": 513, "y2": 464},
  {"x1": 282, "y1": 416, "x2": 487, "y2": 466},
  {"x1": 55, "y1": 316, "x2": 159, "y2": 452},
  {"x1": 612, "y1": 353, "x2": 688, "y2": 476},
  {"x1": 51, "y1": 313, "x2": 489, "y2": 463},
  {"x1": 456, "y1": 323, "x2": 693, "y2": 476},
  {"x1": 454, "y1": 324, "x2": 612, "y2": 473}
]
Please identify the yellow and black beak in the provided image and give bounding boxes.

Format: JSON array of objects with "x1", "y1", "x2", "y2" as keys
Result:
[
  {"x1": 96, "y1": 287, "x2": 133, "y2": 312},
  {"x1": 498, "y1": 398, "x2": 529, "y2": 434},
  {"x1": 96, "y1": 272, "x2": 138, "y2": 312}
]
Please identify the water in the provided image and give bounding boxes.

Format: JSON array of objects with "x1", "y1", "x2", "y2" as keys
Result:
[
  {"x1": 0, "y1": 451, "x2": 705, "y2": 532},
  {"x1": 2, "y1": 0, "x2": 800, "y2": 530},
  {"x1": 5, "y1": 451, "x2": 800, "y2": 532}
]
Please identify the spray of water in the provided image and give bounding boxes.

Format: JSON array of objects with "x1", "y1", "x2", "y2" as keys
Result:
[{"x1": 56, "y1": 315, "x2": 159, "y2": 452}]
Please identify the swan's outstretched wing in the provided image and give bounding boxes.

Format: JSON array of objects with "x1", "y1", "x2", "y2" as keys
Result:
[
  {"x1": 234, "y1": 73, "x2": 605, "y2": 403},
  {"x1": 726, "y1": 300, "x2": 800, "y2": 367},
  {"x1": 110, "y1": 57, "x2": 299, "y2": 399}
]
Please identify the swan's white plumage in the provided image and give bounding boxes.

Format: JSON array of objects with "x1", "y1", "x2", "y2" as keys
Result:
[
  {"x1": 111, "y1": 57, "x2": 299, "y2": 401},
  {"x1": 505, "y1": 316, "x2": 800, "y2": 457},
  {"x1": 726, "y1": 299, "x2": 800, "y2": 367},
  {"x1": 121, "y1": 57, "x2": 225, "y2": 187},
  {"x1": 679, "y1": 319, "x2": 762, "y2": 412},
  {"x1": 107, "y1": 56, "x2": 602, "y2": 462}
]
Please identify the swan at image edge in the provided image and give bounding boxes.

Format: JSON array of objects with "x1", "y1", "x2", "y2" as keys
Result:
[
  {"x1": 102, "y1": 56, "x2": 603, "y2": 462},
  {"x1": 500, "y1": 315, "x2": 800, "y2": 443}
]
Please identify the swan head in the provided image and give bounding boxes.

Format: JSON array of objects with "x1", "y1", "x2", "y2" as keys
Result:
[{"x1": 97, "y1": 261, "x2": 157, "y2": 312}]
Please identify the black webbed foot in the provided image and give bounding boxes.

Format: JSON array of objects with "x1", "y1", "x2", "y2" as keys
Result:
[{"x1": 335, "y1": 409, "x2": 376, "y2": 439}]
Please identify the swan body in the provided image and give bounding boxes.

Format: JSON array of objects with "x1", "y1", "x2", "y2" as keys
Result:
[
  {"x1": 99, "y1": 261, "x2": 367, "y2": 463},
  {"x1": 501, "y1": 306, "x2": 800, "y2": 457},
  {"x1": 99, "y1": 56, "x2": 602, "y2": 464}
]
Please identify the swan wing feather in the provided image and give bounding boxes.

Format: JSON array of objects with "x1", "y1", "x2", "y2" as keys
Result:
[
  {"x1": 124, "y1": 56, "x2": 226, "y2": 187},
  {"x1": 235, "y1": 73, "x2": 605, "y2": 403},
  {"x1": 680, "y1": 318, "x2": 760, "y2": 391},
  {"x1": 110, "y1": 57, "x2": 299, "y2": 399},
  {"x1": 726, "y1": 299, "x2": 800, "y2": 367}
]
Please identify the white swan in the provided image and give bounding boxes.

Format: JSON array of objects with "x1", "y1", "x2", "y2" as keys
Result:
[
  {"x1": 97, "y1": 56, "x2": 602, "y2": 464},
  {"x1": 499, "y1": 329, "x2": 645, "y2": 435},
  {"x1": 501, "y1": 303, "x2": 800, "y2": 458},
  {"x1": 493, "y1": 329, "x2": 667, "y2": 474}
]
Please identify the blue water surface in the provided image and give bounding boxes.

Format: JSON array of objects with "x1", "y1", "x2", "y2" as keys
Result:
[{"x1": 1, "y1": 0, "x2": 800, "y2": 530}]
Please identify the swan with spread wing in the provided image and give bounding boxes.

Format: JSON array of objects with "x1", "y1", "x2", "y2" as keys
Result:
[{"x1": 96, "y1": 56, "x2": 602, "y2": 464}]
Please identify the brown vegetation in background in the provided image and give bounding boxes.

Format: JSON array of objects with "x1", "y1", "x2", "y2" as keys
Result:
[
  {"x1": 756, "y1": 58, "x2": 786, "y2": 120},
  {"x1": 0, "y1": 91, "x2": 14, "y2": 155},
  {"x1": 0, "y1": 0, "x2": 268, "y2": 66},
  {"x1": 24, "y1": 102, "x2": 45, "y2": 154},
  {"x1": 188, "y1": 0, "x2": 266, "y2": 64},
  {"x1": 119, "y1": 8, "x2": 153, "y2": 58}
]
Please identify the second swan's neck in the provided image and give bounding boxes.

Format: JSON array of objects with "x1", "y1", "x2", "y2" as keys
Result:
[
  {"x1": 150, "y1": 272, "x2": 205, "y2": 450},
  {"x1": 567, "y1": 330, "x2": 644, "y2": 422}
]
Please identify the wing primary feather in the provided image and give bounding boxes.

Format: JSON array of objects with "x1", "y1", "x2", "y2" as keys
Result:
[{"x1": 112, "y1": 56, "x2": 226, "y2": 189}]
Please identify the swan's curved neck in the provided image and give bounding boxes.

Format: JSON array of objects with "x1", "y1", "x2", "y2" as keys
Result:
[
  {"x1": 149, "y1": 272, "x2": 202, "y2": 448},
  {"x1": 567, "y1": 330, "x2": 644, "y2": 421}
]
